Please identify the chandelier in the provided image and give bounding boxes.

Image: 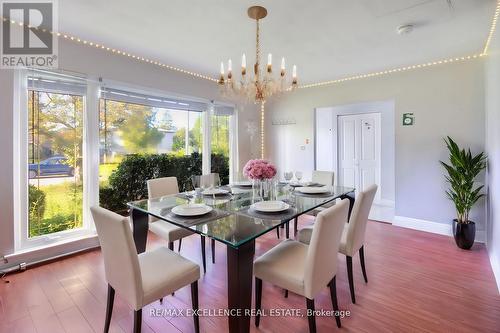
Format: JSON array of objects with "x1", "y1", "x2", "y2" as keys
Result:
[{"x1": 218, "y1": 6, "x2": 298, "y2": 103}]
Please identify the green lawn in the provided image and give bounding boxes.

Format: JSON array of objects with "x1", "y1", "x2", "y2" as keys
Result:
[
  {"x1": 28, "y1": 163, "x2": 119, "y2": 237},
  {"x1": 29, "y1": 182, "x2": 83, "y2": 237}
]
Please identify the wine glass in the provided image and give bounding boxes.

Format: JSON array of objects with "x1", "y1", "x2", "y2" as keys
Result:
[
  {"x1": 295, "y1": 171, "x2": 303, "y2": 184},
  {"x1": 283, "y1": 171, "x2": 293, "y2": 200}
]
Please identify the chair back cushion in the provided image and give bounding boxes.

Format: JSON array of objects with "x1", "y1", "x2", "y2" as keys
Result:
[
  {"x1": 312, "y1": 170, "x2": 334, "y2": 186},
  {"x1": 147, "y1": 177, "x2": 179, "y2": 198},
  {"x1": 147, "y1": 177, "x2": 179, "y2": 223},
  {"x1": 344, "y1": 184, "x2": 378, "y2": 256},
  {"x1": 90, "y1": 206, "x2": 142, "y2": 308},
  {"x1": 192, "y1": 173, "x2": 221, "y2": 188},
  {"x1": 304, "y1": 199, "x2": 349, "y2": 299}
]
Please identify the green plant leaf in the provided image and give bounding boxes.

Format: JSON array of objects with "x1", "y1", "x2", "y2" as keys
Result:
[{"x1": 441, "y1": 137, "x2": 487, "y2": 223}]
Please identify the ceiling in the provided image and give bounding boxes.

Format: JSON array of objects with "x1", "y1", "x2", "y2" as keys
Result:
[{"x1": 59, "y1": 0, "x2": 496, "y2": 84}]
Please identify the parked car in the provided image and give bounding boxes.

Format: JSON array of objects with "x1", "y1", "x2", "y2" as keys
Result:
[{"x1": 29, "y1": 156, "x2": 74, "y2": 178}]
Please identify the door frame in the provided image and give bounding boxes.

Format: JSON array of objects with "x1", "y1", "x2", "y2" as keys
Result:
[
  {"x1": 314, "y1": 100, "x2": 395, "y2": 208},
  {"x1": 337, "y1": 112, "x2": 382, "y2": 202}
]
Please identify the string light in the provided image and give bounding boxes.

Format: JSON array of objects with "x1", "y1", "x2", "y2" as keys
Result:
[
  {"x1": 298, "y1": 53, "x2": 485, "y2": 89},
  {"x1": 483, "y1": 0, "x2": 500, "y2": 55},
  {"x1": 261, "y1": 100, "x2": 265, "y2": 159},
  {"x1": 1, "y1": 0, "x2": 498, "y2": 87},
  {"x1": 1, "y1": 17, "x2": 217, "y2": 82}
]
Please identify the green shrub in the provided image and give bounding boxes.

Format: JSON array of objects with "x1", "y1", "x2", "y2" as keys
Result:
[
  {"x1": 99, "y1": 153, "x2": 229, "y2": 213},
  {"x1": 29, "y1": 214, "x2": 80, "y2": 237},
  {"x1": 28, "y1": 184, "x2": 46, "y2": 222}
]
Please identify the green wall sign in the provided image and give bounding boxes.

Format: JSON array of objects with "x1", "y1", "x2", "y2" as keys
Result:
[{"x1": 403, "y1": 113, "x2": 414, "y2": 126}]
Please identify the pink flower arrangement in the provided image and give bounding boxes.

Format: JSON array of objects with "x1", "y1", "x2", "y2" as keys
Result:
[{"x1": 243, "y1": 159, "x2": 277, "y2": 180}]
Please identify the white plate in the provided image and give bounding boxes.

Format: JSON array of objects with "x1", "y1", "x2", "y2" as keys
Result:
[
  {"x1": 296, "y1": 187, "x2": 330, "y2": 194},
  {"x1": 251, "y1": 200, "x2": 290, "y2": 213},
  {"x1": 303, "y1": 182, "x2": 324, "y2": 187},
  {"x1": 171, "y1": 204, "x2": 213, "y2": 216},
  {"x1": 232, "y1": 181, "x2": 252, "y2": 187},
  {"x1": 202, "y1": 188, "x2": 229, "y2": 196}
]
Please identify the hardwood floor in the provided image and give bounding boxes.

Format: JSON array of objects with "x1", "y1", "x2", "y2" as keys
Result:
[{"x1": 1, "y1": 217, "x2": 499, "y2": 333}]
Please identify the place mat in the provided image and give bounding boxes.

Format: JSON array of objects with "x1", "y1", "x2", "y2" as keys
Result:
[
  {"x1": 176, "y1": 191, "x2": 232, "y2": 200},
  {"x1": 202, "y1": 193, "x2": 233, "y2": 199},
  {"x1": 176, "y1": 193, "x2": 194, "y2": 200},
  {"x1": 289, "y1": 182, "x2": 325, "y2": 188},
  {"x1": 292, "y1": 191, "x2": 335, "y2": 198},
  {"x1": 159, "y1": 206, "x2": 232, "y2": 227},
  {"x1": 239, "y1": 207, "x2": 297, "y2": 221},
  {"x1": 231, "y1": 184, "x2": 253, "y2": 189}
]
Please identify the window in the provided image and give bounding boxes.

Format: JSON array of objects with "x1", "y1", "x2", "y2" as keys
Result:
[
  {"x1": 98, "y1": 98, "x2": 204, "y2": 187},
  {"x1": 211, "y1": 112, "x2": 231, "y2": 184},
  {"x1": 17, "y1": 73, "x2": 236, "y2": 251},
  {"x1": 26, "y1": 73, "x2": 86, "y2": 239}
]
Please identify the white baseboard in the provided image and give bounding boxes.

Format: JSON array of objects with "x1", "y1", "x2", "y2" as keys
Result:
[
  {"x1": 489, "y1": 249, "x2": 500, "y2": 294},
  {"x1": 4, "y1": 234, "x2": 99, "y2": 267},
  {"x1": 393, "y1": 215, "x2": 485, "y2": 243}
]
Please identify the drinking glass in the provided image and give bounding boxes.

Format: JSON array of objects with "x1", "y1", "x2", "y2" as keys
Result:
[
  {"x1": 284, "y1": 171, "x2": 293, "y2": 183},
  {"x1": 295, "y1": 171, "x2": 303, "y2": 183}
]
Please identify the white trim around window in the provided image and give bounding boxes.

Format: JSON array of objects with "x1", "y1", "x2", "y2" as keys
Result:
[
  {"x1": 14, "y1": 69, "x2": 97, "y2": 252},
  {"x1": 13, "y1": 70, "x2": 238, "y2": 255}
]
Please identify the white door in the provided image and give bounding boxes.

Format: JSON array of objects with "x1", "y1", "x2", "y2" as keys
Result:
[{"x1": 338, "y1": 113, "x2": 381, "y2": 200}]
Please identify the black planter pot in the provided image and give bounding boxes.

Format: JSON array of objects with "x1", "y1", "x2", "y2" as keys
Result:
[{"x1": 452, "y1": 219, "x2": 475, "y2": 250}]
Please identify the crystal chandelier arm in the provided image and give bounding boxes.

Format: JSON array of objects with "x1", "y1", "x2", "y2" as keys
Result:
[{"x1": 219, "y1": 6, "x2": 297, "y2": 103}]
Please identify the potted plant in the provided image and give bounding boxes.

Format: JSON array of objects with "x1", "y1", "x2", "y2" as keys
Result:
[{"x1": 440, "y1": 137, "x2": 486, "y2": 250}]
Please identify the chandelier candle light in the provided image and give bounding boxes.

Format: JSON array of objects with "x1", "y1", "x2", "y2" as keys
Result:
[
  {"x1": 218, "y1": 6, "x2": 298, "y2": 159},
  {"x1": 218, "y1": 6, "x2": 298, "y2": 102}
]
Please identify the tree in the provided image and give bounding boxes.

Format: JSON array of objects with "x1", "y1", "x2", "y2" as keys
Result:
[
  {"x1": 172, "y1": 127, "x2": 187, "y2": 153},
  {"x1": 211, "y1": 114, "x2": 229, "y2": 157},
  {"x1": 152, "y1": 108, "x2": 175, "y2": 131},
  {"x1": 119, "y1": 109, "x2": 163, "y2": 153},
  {"x1": 190, "y1": 116, "x2": 203, "y2": 153},
  {"x1": 101, "y1": 100, "x2": 164, "y2": 154},
  {"x1": 29, "y1": 91, "x2": 84, "y2": 180}
]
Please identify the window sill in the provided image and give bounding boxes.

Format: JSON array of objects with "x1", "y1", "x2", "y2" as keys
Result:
[{"x1": 6, "y1": 232, "x2": 99, "y2": 267}]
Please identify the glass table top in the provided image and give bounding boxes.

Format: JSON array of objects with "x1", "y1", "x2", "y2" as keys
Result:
[{"x1": 127, "y1": 185, "x2": 355, "y2": 248}]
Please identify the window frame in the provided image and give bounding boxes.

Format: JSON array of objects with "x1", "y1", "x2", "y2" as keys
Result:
[
  {"x1": 14, "y1": 70, "x2": 98, "y2": 251},
  {"x1": 14, "y1": 71, "x2": 237, "y2": 253}
]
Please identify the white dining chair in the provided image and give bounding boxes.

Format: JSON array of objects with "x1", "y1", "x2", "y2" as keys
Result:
[
  {"x1": 312, "y1": 170, "x2": 335, "y2": 186},
  {"x1": 289, "y1": 170, "x2": 336, "y2": 236},
  {"x1": 192, "y1": 173, "x2": 222, "y2": 190},
  {"x1": 254, "y1": 199, "x2": 349, "y2": 332},
  {"x1": 91, "y1": 206, "x2": 200, "y2": 333},
  {"x1": 147, "y1": 177, "x2": 211, "y2": 273},
  {"x1": 298, "y1": 184, "x2": 378, "y2": 304}
]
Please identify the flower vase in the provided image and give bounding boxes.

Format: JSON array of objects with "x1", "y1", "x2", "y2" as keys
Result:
[{"x1": 253, "y1": 179, "x2": 271, "y2": 201}]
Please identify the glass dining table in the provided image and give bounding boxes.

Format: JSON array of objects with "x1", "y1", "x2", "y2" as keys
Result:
[{"x1": 128, "y1": 184, "x2": 355, "y2": 333}]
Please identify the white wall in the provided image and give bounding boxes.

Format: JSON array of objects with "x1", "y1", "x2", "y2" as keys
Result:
[
  {"x1": 266, "y1": 60, "x2": 486, "y2": 235},
  {"x1": 0, "y1": 38, "x2": 258, "y2": 258},
  {"x1": 315, "y1": 100, "x2": 395, "y2": 204},
  {"x1": 0, "y1": 70, "x2": 15, "y2": 257},
  {"x1": 485, "y1": 28, "x2": 500, "y2": 290}
]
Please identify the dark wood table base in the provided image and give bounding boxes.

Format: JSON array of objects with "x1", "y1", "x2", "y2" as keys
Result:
[{"x1": 227, "y1": 240, "x2": 255, "y2": 333}]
